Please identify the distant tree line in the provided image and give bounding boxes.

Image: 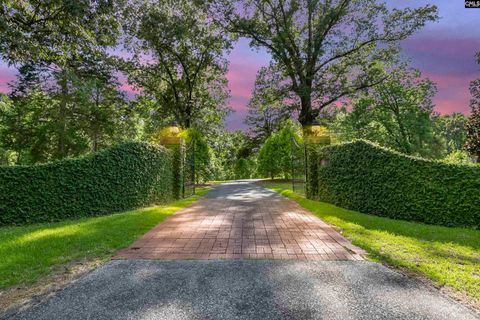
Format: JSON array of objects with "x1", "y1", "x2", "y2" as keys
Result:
[{"x1": 0, "y1": 0, "x2": 478, "y2": 180}]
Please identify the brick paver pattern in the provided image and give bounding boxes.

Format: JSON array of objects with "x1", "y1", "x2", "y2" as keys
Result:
[{"x1": 116, "y1": 181, "x2": 366, "y2": 261}]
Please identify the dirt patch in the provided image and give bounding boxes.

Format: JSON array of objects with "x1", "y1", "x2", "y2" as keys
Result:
[
  {"x1": 0, "y1": 258, "x2": 105, "y2": 317},
  {"x1": 383, "y1": 263, "x2": 480, "y2": 315},
  {"x1": 439, "y1": 284, "x2": 480, "y2": 314}
]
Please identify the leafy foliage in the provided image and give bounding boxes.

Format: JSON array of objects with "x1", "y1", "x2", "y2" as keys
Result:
[
  {"x1": 333, "y1": 67, "x2": 442, "y2": 158},
  {"x1": 0, "y1": 0, "x2": 121, "y2": 65},
  {"x1": 258, "y1": 124, "x2": 300, "y2": 179},
  {"x1": 442, "y1": 150, "x2": 475, "y2": 165},
  {"x1": 0, "y1": 142, "x2": 175, "y2": 226},
  {"x1": 435, "y1": 112, "x2": 468, "y2": 155},
  {"x1": 181, "y1": 128, "x2": 215, "y2": 183},
  {"x1": 465, "y1": 77, "x2": 480, "y2": 162},
  {"x1": 209, "y1": 130, "x2": 256, "y2": 180},
  {"x1": 219, "y1": 0, "x2": 438, "y2": 125},
  {"x1": 123, "y1": 0, "x2": 231, "y2": 131},
  {"x1": 234, "y1": 157, "x2": 256, "y2": 179},
  {"x1": 308, "y1": 140, "x2": 480, "y2": 228},
  {"x1": 245, "y1": 64, "x2": 292, "y2": 144},
  {"x1": 0, "y1": 77, "x2": 137, "y2": 165},
  {"x1": 0, "y1": 1, "x2": 130, "y2": 162}
]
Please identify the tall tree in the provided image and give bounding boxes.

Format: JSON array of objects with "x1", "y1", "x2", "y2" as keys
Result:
[
  {"x1": 465, "y1": 70, "x2": 480, "y2": 163},
  {"x1": 435, "y1": 113, "x2": 468, "y2": 154},
  {"x1": 245, "y1": 64, "x2": 292, "y2": 143},
  {"x1": 217, "y1": 0, "x2": 437, "y2": 125},
  {"x1": 0, "y1": 0, "x2": 123, "y2": 159},
  {"x1": 73, "y1": 76, "x2": 137, "y2": 153},
  {"x1": 124, "y1": 0, "x2": 232, "y2": 131},
  {"x1": 257, "y1": 123, "x2": 299, "y2": 179},
  {"x1": 0, "y1": 63, "x2": 136, "y2": 163},
  {"x1": 0, "y1": 89, "x2": 71, "y2": 164},
  {"x1": 336, "y1": 67, "x2": 441, "y2": 158},
  {"x1": 0, "y1": 1, "x2": 122, "y2": 65}
]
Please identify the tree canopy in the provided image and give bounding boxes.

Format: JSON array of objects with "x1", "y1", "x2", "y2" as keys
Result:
[
  {"x1": 257, "y1": 122, "x2": 300, "y2": 179},
  {"x1": 334, "y1": 66, "x2": 441, "y2": 158},
  {"x1": 245, "y1": 64, "x2": 292, "y2": 144},
  {"x1": 123, "y1": 0, "x2": 232, "y2": 131},
  {"x1": 465, "y1": 62, "x2": 480, "y2": 162},
  {"x1": 217, "y1": 0, "x2": 438, "y2": 125}
]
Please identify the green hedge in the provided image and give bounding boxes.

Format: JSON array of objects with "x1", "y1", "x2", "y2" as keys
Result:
[
  {"x1": 0, "y1": 142, "x2": 176, "y2": 225},
  {"x1": 308, "y1": 140, "x2": 480, "y2": 229}
]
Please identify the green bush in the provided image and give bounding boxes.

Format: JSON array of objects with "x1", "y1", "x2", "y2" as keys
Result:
[
  {"x1": 0, "y1": 142, "x2": 175, "y2": 225},
  {"x1": 308, "y1": 140, "x2": 480, "y2": 228}
]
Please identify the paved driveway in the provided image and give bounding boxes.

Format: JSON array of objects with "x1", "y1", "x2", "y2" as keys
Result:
[
  {"x1": 6, "y1": 181, "x2": 479, "y2": 319},
  {"x1": 8, "y1": 260, "x2": 478, "y2": 320},
  {"x1": 116, "y1": 181, "x2": 365, "y2": 260}
]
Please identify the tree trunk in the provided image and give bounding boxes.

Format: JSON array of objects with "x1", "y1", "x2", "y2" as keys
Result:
[
  {"x1": 92, "y1": 85, "x2": 100, "y2": 153},
  {"x1": 298, "y1": 95, "x2": 314, "y2": 126},
  {"x1": 477, "y1": 151, "x2": 480, "y2": 163},
  {"x1": 390, "y1": 107, "x2": 412, "y2": 154},
  {"x1": 57, "y1": 71, "x2": 68, "y2": 159},
  {"x1": 92, "y1": 130, "x2": 98, "y2": 152}
]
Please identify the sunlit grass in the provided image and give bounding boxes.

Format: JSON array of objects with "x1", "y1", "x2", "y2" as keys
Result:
[
  {"x1": 0, "y1": 188, "x2": 209, "y2": 289},
  {"x1": 262, "y1": 182, "x2": 480, "y2": 304}
]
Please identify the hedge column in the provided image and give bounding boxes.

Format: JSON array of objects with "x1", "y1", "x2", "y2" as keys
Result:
[
  {"x1": 160, "y1": 123, "x2": 184, "y2": 199},
  {"x1": 303, "y1": 123, "x2": 331, "y2": 199}
]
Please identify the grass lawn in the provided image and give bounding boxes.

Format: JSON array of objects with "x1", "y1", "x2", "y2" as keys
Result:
[
  {"x1": 0, "y1": 188, "x2": 209, "y2": 290},
  {"x1": 261, "y1": 181, "x2": 480, "y2": 307}
]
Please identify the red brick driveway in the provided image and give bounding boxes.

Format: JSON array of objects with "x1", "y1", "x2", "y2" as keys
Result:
[{"x1": 116, "y1": 181, "x2": 366, "y2": 261}]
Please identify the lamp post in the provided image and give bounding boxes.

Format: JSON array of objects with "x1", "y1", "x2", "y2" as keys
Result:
[
  {"x1": 302, "y1": 120, "x2": 331, "y2": 198},
  {"x1": 159, "y1": 121, "x2": 182, "y2": 146},
  {"x1": 160, "y1": 121, "x2": 184, "y2": 199},
  {"x1": 303, "y1": 120, "x2": 331, "y2": 145}
]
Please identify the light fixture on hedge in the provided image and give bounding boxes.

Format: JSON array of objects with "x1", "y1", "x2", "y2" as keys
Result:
[
  {"x1": 159, "y1": 121, "x2": 185, "y2": 199},
  {"x1": 160, "y1": 121, "x2": 182, "y2": 146},
  {"x1": 303, "y1": 120, "x2": 331, "y2": 145},
  {"x1": 301, "y1": 120, "x2": 331, "y2": 198}
]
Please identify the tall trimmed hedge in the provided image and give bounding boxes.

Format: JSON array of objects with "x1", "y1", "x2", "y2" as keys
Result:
[
  {"x1": 308, "y1": 140, "x2": 480, "y2": 229},
  {"x1": 0, "y1": 142, "x2": 176, "y2": 225}
]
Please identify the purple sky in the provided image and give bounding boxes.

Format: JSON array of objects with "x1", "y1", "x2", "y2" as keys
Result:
[
  {"x1": 225, "y1": 1, "x2": 480, "y2": 130},
  {"x1": 0, "y1": 1, "x2": 479, "y2": 131}
]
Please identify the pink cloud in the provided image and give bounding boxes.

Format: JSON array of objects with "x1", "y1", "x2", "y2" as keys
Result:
[
  {"x1": 422, "y1": 72, "x2": 475, "y2": 115},
  {"x1": 229, "y1": 96, "x2": 250, "y2": 112},
  {"x1": 227, "y1": 69, "x2": 255, "y2": 100},
  {"x1": 120, "y1": 82, "x2": 142, "y2": 94},
  {"x1": 226, "y1": 38, "x2": 269, "y2": 106},
  {"x1": 402, "y1": 36, "x2": 479, "y2": 116},
  {"x1": 0, "y1": 66, "x2": 16, "y2": 93},
  {"x1": 434, "y1": 98, "x2": 471, "y2": 115}
]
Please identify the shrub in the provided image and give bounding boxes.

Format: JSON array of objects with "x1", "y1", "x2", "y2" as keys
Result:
[
  {"x1": 308, "y1": 140, "x2": 480, "y2": 228},
  {"x1": 442, "y1": 150, "x2": 475, "y2": 165},
  {"x1": 234, "y1": 157, "x2": 256, "y2": 179},
  {"x1": 258, "y1": 126, "x2": 298, "y2": 179},
  {"x1": 0, "y1": 142, "x2": 175, "y2": 225}
]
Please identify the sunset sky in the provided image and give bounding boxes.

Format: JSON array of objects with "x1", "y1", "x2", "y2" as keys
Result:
[
  {"x1": 0, "y1": 1, "x2": 479, "y2": 131},
  {"x1": 225, "y1": 1, "x2": 480, "y2": 129}
]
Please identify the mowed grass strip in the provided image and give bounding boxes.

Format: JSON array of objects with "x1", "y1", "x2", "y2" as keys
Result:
[
  {"x1": 0, "y1": 188, "x2": 210, "y2": 289},
  {"x1": 262, "y1": 182, "x2": 480, "y2": 305}
]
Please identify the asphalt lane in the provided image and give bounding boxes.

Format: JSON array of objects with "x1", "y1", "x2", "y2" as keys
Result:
[{"x1": 7, "y1": 260, "x2": 478, "y2": 320}]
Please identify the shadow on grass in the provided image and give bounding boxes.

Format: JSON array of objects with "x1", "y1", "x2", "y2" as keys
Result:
[
  {"x1": 263, "y1": 183, "x2": 480, "y2": 250},
  {"x1": 0, "y1": 189, "x2": 209, "y2": 289},
  {"x1": 260, "y1": 183, "x2": 480, "y2": 302}
]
